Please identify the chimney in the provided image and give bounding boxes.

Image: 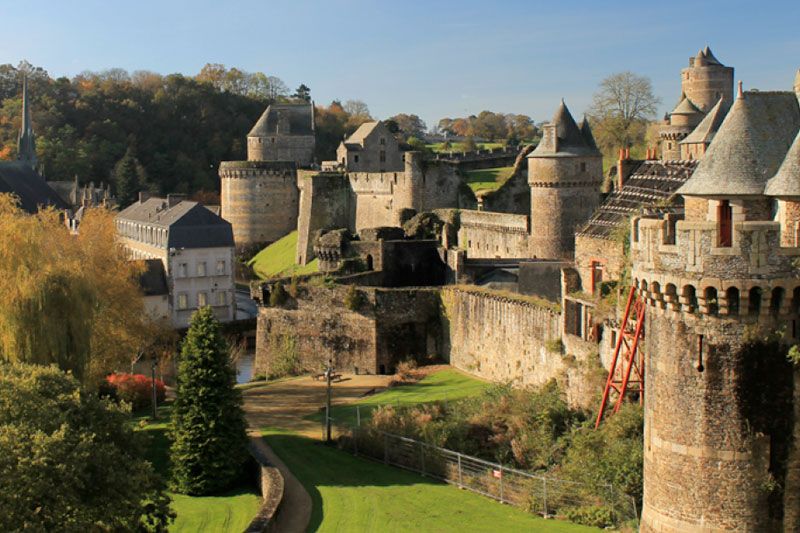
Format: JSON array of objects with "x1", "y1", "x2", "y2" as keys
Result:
[
  {"x1": 138, "y1": 191, "x2": 152, "y2": 204},
  {"x1": 617, "y1": 147, "x2": 638, "y2": 190},
  {"x1": 167, "y1": 193, "x2": 187, "y2": 208}
]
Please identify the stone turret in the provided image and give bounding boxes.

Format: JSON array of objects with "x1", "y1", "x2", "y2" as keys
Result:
[
  {"x1": 246, "y1": 102, "x2": 315, "y2": 166},
  {"x1": 17, "y1": 75, "x2": 36, "y2": 169},
  {"x1": 637, "y1": 88, "x2": 800, "y2": 532},
  {"x1": 527, "y1": 100, "x2": 602, "y2": 259}
]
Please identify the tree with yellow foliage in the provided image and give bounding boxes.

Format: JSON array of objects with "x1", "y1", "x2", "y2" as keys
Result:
[{"x1": 0, "y1": 193, "x2": 172, "y2": 384}]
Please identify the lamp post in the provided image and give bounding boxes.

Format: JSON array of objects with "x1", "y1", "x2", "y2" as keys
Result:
[
  {"x1": 151, "y1": 358, "x2": 159, "y2": 420},
  {"x1": 325, "y1": 358, "x2": 333, "y2": 443}
]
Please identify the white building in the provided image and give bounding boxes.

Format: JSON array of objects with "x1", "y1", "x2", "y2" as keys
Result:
[{"x1": 117, "y1": 193, "x2": 237, "y2": 328}]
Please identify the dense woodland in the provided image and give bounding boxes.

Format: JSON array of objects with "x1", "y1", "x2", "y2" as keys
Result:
[{"x1": 0, "y1": 62, "x2": 375, "y2": 204}]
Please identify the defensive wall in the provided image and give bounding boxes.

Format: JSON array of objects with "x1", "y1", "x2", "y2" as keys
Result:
[
  {"x1": 447, "y1": 209, "x2": 530, "y2": 259},
  {"x1": 254, "y1": 282, "x2": 607, "y2": 409},
  {"x1": 432, "y1": 145, "x2": 518, "y2": 171}
]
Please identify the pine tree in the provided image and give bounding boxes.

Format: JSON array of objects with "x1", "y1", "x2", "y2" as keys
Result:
[
  {"x1": 113, "y1": 147, "x2": 147, "y2": 207},
  {"x1": 169, "y1": 307, "x2": 249, "y2": 495}
]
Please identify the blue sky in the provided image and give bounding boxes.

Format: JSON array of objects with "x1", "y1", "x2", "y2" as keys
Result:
[{"x1": 3, "y1": 0, "x2": 799, "y2": 128}]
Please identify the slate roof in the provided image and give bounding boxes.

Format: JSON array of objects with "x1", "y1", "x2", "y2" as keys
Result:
[
  {"x1": 117, "y1": 197, "x2": 234, "y2": 249},
  {"x1": 0, "y1": 161, "x2": 67, "y2": 213},
  {"x1": 681, "y1": 98, "x2": 729, "y2": 145},
  {"x1": 137, "y1": 259, "x2": 168, "y2": 296},
  {"x1": 671, "y1": 96, "x2": 702, "y2": 116},
  {"x1": 530, "y1": 100, "x2": 601, "y2": 157},
  {"x1": 346, "y1": 121, "x2": 380, "y2": 144},
  {"x1": 678, "y1": 91, "x2": 800, "y2": 196},
  {"x1": 695, "y1": 46, "x2": 723, "y2": 67},
  {"x1": 578, "y1": 116, "x2": 598, "y2": 150},
  {"x1": 765, "y1": 129, "x2": 800, "y2": 197},
  {"x1": 578, "y1": 160, "x2": 698, "y2": 239},
  {"x1": 248, "y1": 102, "x2": 314, "y2": 137}
]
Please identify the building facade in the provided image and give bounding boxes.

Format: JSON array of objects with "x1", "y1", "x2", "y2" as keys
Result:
[
  {"x1": 116, "y1": 194, "x2": 237, "y2": 328},
  {"x1": 336, "y1": 121, "x2": 404, "y2": 173}
]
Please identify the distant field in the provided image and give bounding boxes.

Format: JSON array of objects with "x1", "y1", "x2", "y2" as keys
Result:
[
  {"x1": 316, "y1": 367, "x2": 491, "y2": 427},
  {"x1": 463, "y1": 166, "x2": 515, "y2": 193},
  {"x1": 135, "y1": 406, "x2": 260, "y2": 532},
  {"x1": 262, "y1": 428, "x2": 599, "y2": 533},
  {"x1": 427, "y1": 142, "x2": 505, "y2": 153},
  {"x1": 247, "y1": 230, "x2": 319, "y2": 279}
]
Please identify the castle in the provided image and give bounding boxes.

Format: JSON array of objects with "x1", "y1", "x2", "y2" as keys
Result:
[{"x1": 222, "y1": 50, "x2": 800, "y2": 530}]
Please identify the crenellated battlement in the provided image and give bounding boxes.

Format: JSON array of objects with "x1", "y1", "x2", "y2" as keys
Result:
[{"x1": 631, "y1": 215, "x2": 800, "y2": 320}]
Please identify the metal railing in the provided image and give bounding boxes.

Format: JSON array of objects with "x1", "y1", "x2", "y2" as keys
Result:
[{"x1": 323, "y1": 410, "x2": 638, "y2": 523}]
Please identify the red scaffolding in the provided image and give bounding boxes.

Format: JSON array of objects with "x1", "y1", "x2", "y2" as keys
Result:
[{"x1": 595, "y1": 286, "x2": 645, "y2": 429}]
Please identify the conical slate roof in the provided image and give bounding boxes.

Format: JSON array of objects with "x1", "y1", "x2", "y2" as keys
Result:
[
  {"x1": 671, "y1": 96, "x2": 702, "y2": 115},
  {"x1": 701, "y1": 46, "x2": 722, "y2": 66},
  {"x1": 578, "y1": 116, "x2": 598, "y2": 150},
  {"x1": 530, "y1": 100, "x2": 600, "y2": 157},
  {"x1": 248, "y1": 102, "x2": 314, "y2": 137},
  {"x1": 765, "y1": 129, "x2": 800, "y2": 197},
  {"x1": 678, "y1": 90, "x2": 800, "y2": 196},
  {"x1": 681, "y1": 97, "x2": 728, "y2": 145}
]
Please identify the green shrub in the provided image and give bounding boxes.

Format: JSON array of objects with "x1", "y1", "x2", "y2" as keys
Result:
[
  {"x1": 269, "y1": 334, "x2": 301, "y2": 378},
  {"x1": 170, "y1": 307, "x2": 249, "y2": 495},
  {"x1": 545, "y1": 338, "x2": 564, "y2": 354},
  {"x1": 269, "y1": 282, "x2": 288, "y2": 307},
  {"x1": 344, "y1": 285, "x2": 365, "y2": 311},
  {"x1": 563, "y1": 505, "x2": 617, "y2": 528}
]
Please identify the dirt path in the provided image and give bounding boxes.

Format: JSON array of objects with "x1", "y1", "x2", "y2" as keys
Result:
[
  {"x1": 242, "y1": 374, "x2": 393, "y2": 533},
  {"x1": 242, "y1": 374, "x2": 392, "y2": 437}
]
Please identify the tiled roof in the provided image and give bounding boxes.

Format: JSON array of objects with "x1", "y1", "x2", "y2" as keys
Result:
[
  {"x1": 248, "y1": 103, "x2": 314, "y2": 137},
  {"x1": 681, "y1": 97, "x2": 728, "y2": 145},
  {"x1": 577, "y1": 160, "x2": 698, "y2": 239},
  {"x1": 678, "y1": 91, "x2": 800, "y2": 196},
  {"x1": 117, "y1": 197, "x2": 234, "y2": 249},
  {"x1": 0, "y1": 161, "x2": 67, "y2": 213}
]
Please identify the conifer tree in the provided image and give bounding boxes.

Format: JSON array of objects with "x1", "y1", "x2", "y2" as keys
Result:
[
  {"x1": 169, "y1": 307, "x2": 249, "y2": 495},
  {"x1": 113, "y1": 147, "x2": 147, "y2": 207}
]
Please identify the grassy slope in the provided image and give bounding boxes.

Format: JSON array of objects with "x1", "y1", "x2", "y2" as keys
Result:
[
  {"x1": 263, "y1": 429, "x2": 598, "y2": 533},
  {"x1": 136, "y1": 407, "x2": 260, "y2": 533},
  {"x1": 247, "y1": 230, "x2": 319, "y2": 279},
  {"x1": 463, "y1": 166, "x2": 515, "y2": 193},
  {"x1": 322, "y1": 368, "x2": 491, "y2": 427}
]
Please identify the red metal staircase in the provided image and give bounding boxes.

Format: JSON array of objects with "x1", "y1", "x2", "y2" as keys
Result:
[{"x1": 595, "y1": 286, "x2": 645, "y2": 429}]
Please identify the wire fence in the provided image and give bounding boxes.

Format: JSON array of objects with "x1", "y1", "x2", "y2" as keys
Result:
[{"x1": 322, "y1": 407, "x2": 639, "y2": 523}]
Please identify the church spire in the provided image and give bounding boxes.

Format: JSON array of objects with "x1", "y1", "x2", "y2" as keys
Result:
[{"x1": 17, "y1": 74, "x2": 37, "y2": 168}]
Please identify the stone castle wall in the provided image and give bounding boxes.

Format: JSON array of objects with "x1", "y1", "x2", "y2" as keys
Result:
[
  {"x1": 219, "y1": 161, "x2": 299, "y2": 248},
  {"x1": 454, "y1": 210, "x2": 530, "y2": 258},
  {"x1": 296, "y1": 172, "x2": 353, "y2": 264},
  {"x1": 573, "y1": 234, "x2": 626, "y2": 292},
  {"x1": 247, "y1": 135, "x2": 315, "y2": 167}
]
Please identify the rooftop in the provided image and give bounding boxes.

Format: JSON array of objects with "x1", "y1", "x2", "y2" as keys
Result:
[
  {"x1": 765, "y1": 128, "x2": 800, "y2": 197},
  {"x1": 248, "y1": 102, "x2": 314, "y2": 137},
  {"x1": 529, "y1": 100, "x2": 600, "y2": 158},
  {"x1": 0, "y1": 161, "x2": 67, "y2": 213},
  {"x1": 680, "y1": 97, "x2": 729, "y2": 145},
  {"x1": 677, "y1": 90, "x2": 800, "y2": 197}
]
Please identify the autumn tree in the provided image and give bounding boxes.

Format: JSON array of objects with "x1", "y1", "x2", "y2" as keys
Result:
[
  {"x1": 589, "y1": 71, "x2": 661, "y2": 155},
  {"x1": 390, "y1": 113, "x2": 427, "y2": 140},
  {"x1": 0, "y1": 194, "x2": 169, "y2": 384}
]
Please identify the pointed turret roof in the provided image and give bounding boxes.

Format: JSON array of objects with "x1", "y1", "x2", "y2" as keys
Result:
[
  {"x1": 678, "y1": 90, "x2": 800, "y2": 196},
  {"x1": 578, "y1": 115, "x2": 598, "y2": 150},
  {"x1": 530, "y1": 100, "x2": 600, "y2": 157},
  {"x1": 680, "y1": 97, "x2": 729, "y2": 145},
  {"x1": 17, "y1": 75, "x2": 36, "y2": 166},
  {"x1": 248, "y1": 102, "x2": 314, "y2": 137},
  {"x1": 701, "y1": 46, "x2": 722, "y2": 66},
  {"x1": 765, "y1": 129, "x2": 800, "y2": 197},
  {"x1": 671, "y1": 95, "x2": 703, "y2": 115}
]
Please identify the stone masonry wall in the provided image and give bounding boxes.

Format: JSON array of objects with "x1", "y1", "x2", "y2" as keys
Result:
[
  {"x1": 455, "y1": 210, "x2": 530, "y2": 258},
  {"x1": 296, "y1": 171, "x2": 353, "y2": 265}
]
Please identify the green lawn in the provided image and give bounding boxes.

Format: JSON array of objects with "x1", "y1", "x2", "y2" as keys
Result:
[
  {"x1": 263, "y1": 428, "x2": 599, "y2": 533},
  {"x1": 135, "y1": 406, "x2": 261, "y2": 532},
  {"x1": 427, "y1": 142, "x2": 505, "y2": 153},
  {"x1": 247, "y1": 230, "x2": 319, "y2": 279},
  {"x1": 316, "y1": 368, "x2": 491, "y2": 428},
  {"x1": 463, "y1": 166, "x2": 515, "y2": 193}
]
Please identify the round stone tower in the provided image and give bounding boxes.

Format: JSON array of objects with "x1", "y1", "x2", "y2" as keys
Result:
[
  {"x1": 681, "y1": 46, "x2": 734, "y2": 113},
  {"x1": 636, "y1": 89, "x2": 800, "y2": 532},
  {"x1": 527, "y1": 102, "x2": 602, "y2": 259}
]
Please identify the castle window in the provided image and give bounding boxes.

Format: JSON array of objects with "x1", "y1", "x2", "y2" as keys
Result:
[
  {"x1": 178, "y1": 263, "x2": 188, "y2": 278},
  {"x1": 717, "y1": 200, "x2": 732, "y2": 247},
  {"x1": 380, "y1": 137, "x2": 386, "y2": 145},
  {"x1": 770, "y1": 287, "x2": 785, "y2": 317},
  {"x1": 197, "y1": 262, "x2": 207, "y2": 277},
  {"x1": 177, "y1": 293, "x2": 188, "y2": 310},
  {"x1": 216, "y1": 260, "x2": 226, "y2": 275},
  {"x1": 197, "y1": 292, "x2": 208, "y2": 307},
  {"x1": 580, "y1": 162, "x2": 586, "y2": 172},
  {"x1": 726, "y1": 287, "x2": 740, "y2": 316},
  {"x1": 354, "y1": 155, "x2": 359, "y2": 163},
  {"x1": 216, "y1": 291, "x2": 227, "y2": 306},
  {"x1": 704, "y1": 287, "x2": 719, "y2": 316},
  {"x1": 380, "y1": 151, "x2": 386, "y2": 163},
  {"x1": 748, "y1": 287, "x2": 763, "y2": 315},
  {"x1": 271, "y1": 137, "x2": 275, "y2": 144}
]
